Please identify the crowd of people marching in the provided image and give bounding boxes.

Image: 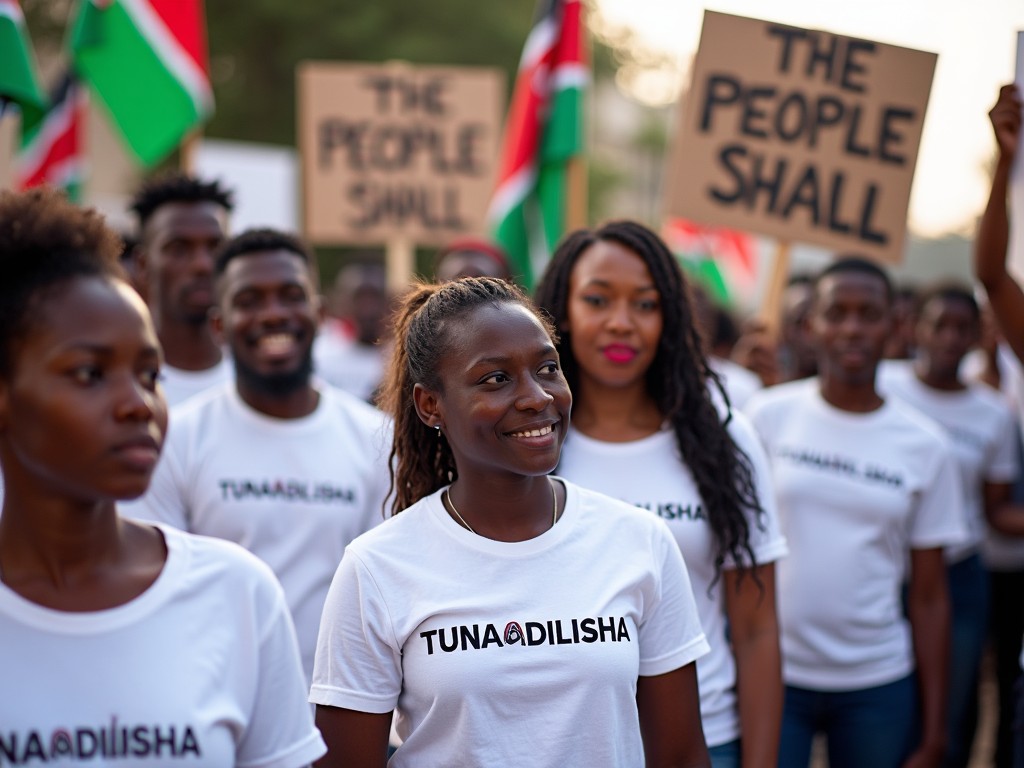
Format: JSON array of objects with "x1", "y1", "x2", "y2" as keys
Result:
[{"x1": 1, "y1": 84, "x2": 1023, "y2": 768}]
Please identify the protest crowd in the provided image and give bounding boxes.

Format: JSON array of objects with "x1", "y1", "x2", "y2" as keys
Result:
[{"x1": 3, "y1": 2, "x2": 1024, "y2": 768}]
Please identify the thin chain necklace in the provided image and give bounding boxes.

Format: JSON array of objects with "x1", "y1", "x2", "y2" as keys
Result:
[{"x1": 444, "y1": 478, "x2": 558, "y2": 536}]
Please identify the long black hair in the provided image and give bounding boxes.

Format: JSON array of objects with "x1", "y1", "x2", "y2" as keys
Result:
[{"x1": 534, "y1": 220, "x2": 763, "y2": 584}]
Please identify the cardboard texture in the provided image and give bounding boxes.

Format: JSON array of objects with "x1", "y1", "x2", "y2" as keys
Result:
[
  {"x1": 664, "y1": 11, "x2": 937, "y2": 263},
  {"x1": 298, "y1": 62, "x2": 503, "y2": 246}
]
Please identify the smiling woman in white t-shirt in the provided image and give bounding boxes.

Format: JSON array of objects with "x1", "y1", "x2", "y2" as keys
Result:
[
  {"x1": 0, "y1": 188, "x2": 324, "y2": 767},
  {"x1": 310, "y1": 277, "x2": 711, "y2": 767},
  {"x1": 534, "y1": 220, "x2": 786, "y2": 768}
]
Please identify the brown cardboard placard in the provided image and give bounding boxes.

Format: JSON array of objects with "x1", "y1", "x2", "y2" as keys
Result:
[
  {"x1": 298, "y1": 61, "x2": 504, "y2": 247},
  {"x1": 664, "y1": 11, "x2": 936, "y2": 263}
]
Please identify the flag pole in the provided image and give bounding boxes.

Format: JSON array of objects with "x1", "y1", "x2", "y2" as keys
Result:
[
  {"x1": 565, "y1": 153, "x2": 587, "y2": 232},
  {"x1": 179, "y1": 128, "x2": 200, "y2": 174},
  {"x1": 760, "y1": 239, "x2": 791, "y2": 336}
]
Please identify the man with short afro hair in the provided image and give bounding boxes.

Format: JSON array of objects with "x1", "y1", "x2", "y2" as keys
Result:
[{"x1": 129, "y1": 172, "x2": 235, "y2": 406}]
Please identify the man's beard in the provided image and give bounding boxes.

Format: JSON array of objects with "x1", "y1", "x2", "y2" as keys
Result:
[{"x1": 233, "y1": 348, "x2": 314, "y2": 398}]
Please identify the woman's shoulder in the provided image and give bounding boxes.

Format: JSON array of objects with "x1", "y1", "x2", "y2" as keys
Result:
[{"x1": 156, "y1": 523, "x2": 286, "y2": 605}]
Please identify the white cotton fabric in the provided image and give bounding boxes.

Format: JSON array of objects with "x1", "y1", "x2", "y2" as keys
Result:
[
  {"x1": 556, "y1": 412, "x2": 787, "y2": 747},
  {"x1": 0, "y1": 525, "x2": 325, "y2": 768},
  {"x1": 709, "y1": 357, "x2": 762, "y2": 410},
  {"x1": 744, "y1": 379, "x2": 967, "y2": 691},
  {"x1": 159, "y1": 357, "x2": 234, "y2": 408},
  {"x1": 312, "y1": 329, "x2": 386, "y2": 403},
  {"x1": 123, "y1": 383, "x2": 392, "y2": 682},
  {"x1": 878, "y1": 364, "x2": 1019, "y2": 562},
  {"x1": 310, "y1": 480, "x2": 710, "y2": 768},
  {"x1": 962, "y1": 344, "x2": 1024, "y2": 570}
]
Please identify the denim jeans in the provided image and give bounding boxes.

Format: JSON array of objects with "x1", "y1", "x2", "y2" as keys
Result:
[
  {"x1": 778, "y1": 675, "x2": 917, "y2": 768},
  {"x1": 945, "y1": 553, "x2": 989, "y2": 767},
  {"x1": 708, "y1": 738, "x2": 740, "y2": 768}
]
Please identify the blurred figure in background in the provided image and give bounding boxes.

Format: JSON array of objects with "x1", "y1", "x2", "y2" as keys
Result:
[
  {"x1": 878, "y1": 283, "x2": 1022, "y2": 767},
  {"x1": 883, "y1": 284, "x2": 919, "y2": 361},
  {"x1": 691, "y1": 283, "x2": 762, "y2": 409},
  {"x1": 746, "y1": 258, "x2": 965, "y2": 768},
  {"x1": 777, "y1": 275, "x2": 818, "y2": 383},
  {"x1": 128, "y1": 173, "x2": 235, "y2": 407},
  {"x1": 434, "y1": 237, "x2": 512, "y2": 282},
  {"x1": 313, "y1": 262, "x2": 391, "y2": 404},
  {"x1": 971, "y1": 82, "x2": 1024, "y2": 768}
]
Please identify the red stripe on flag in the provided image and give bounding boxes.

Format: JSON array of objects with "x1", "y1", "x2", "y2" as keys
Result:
[
  {"x1": 552, "y1": 0, "x2": 584, "y2": 69},
  {"x1": 19, "y1": 89, "x2": 83, "y2": 189},
  {"x1": 147, "y1": 0, "x2": 209, "y2": 75}
]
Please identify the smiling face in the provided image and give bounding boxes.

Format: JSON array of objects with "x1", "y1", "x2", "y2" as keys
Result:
[
  {"x1": 0, "y1": 276, "x2": 168, "y2": 503},
  {"x1": 809, "y1": 270, "x2": 891, "y2": 386},
  {"x1": 564, "y1": 239, "x2": 663, "y2": 394},
  {"x1": 214, "y1": 249, "x2": 320, "y2": 399},
  {"x1": 414, "y1": 302, "x2": 572, "y2": 481},
  {"x1": 142, "y1": 201, "x2": 228, "y2": 329}
]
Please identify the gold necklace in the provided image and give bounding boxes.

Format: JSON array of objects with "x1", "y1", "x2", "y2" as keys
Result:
[{"x1": 444, "y1": 479, "x2": 559, "y2": 535}]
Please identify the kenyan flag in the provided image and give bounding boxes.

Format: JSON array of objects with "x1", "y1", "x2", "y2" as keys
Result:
[
  {"x1": 70, "y1": 0, "x2": 213, "y2": 167},
  {"x1": 17, "y1": 71, "x2": 86, "y2": 202},
  {"x1": 488, "y1": 0, "x2": 587, "y2": 289},
  {"x1": 0, "y1": 0, "x2": 48, "y2": 121}
]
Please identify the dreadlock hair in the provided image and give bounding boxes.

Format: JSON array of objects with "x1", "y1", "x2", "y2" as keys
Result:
[
  {"x1": 534, "y1": 220, "x2": 762, "y2": 586},
  {"x1": 0, "y1": 187, "x2": 124, "y2": 379},
  {"x1": 379, "y1": 277, "x2": 557, "y2": 516},
  {"x1": 129, "y1": 172, "x2": 234, "y2": 230}
]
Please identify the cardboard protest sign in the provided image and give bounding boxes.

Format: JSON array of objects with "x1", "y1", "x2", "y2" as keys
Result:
[
  {"x1": 664, "y1": 11, "x2": 936, "y2": 263},
  {"x1": 298, "y1": 62, "x2": 503, "y2": 246}
]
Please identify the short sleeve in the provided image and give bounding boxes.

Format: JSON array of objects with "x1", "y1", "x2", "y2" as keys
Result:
[
  {"x1": 637, "y1": 521, "x2": 711, "y2": 677},
  {"x1": 238, "y1": 582, "x2": 327, "y2": 768},
  {"x1": 309, "y1": 549, "x2": 403, "y2": 713},
  {"x1": 908, "y1": 438, "x2": 969, "y2": 550}
]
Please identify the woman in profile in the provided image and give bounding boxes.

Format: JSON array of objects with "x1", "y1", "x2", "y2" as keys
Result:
[{"x1": 0, "y1": 187, "x2": 324, "y2": 767}]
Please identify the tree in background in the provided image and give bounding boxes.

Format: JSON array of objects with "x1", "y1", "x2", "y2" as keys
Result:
[{"x1": 24, "y1": 0, "x2": 537, "y2": 148}]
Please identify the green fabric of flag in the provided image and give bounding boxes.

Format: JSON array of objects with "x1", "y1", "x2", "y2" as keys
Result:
[
  {"x1": 70, "y1": 0, "x2": 212, "y2": 166},
  {"x1": 0, "y1": 1, "x2": 48, "y2": 122}
]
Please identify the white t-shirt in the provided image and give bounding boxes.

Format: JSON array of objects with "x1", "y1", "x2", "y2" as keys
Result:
[
  {"x1": 710, "y1": 357, "x2": 762, "y2": 410},
  {"x1": 744, "y1": 379, "x2": 967, "y2": 691},
  {"x1": 312, "y1": 329, "x2": 387, "y2": 403},
  {"x1": 556, "y1": 413, "x2": 787, "y2": 747},
  {"x1": 310, "y1": 481, "x2": 710, "y2": 768},
  {"x1": 124, "y1": 383, "x2": 392, "y2": 682},
  {"x1": 878, "y1": 365, "x2": 1018, "y2": 562},
  {"x1": 962, "y1": 343, "x2": 1024, "y2": 570},
  {"x1": 160, "y1": 357, "x2": 234, "y2": 408},
  {"x1": 0, "y1": 525, "x2": 325, "y2": 768}
]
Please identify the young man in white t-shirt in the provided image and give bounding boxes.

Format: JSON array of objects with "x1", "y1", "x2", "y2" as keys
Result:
[
  {"x1": 125, "y1": 229, "x2": 391, "y2": 682},
  {"x1": 745, "y1": 257, "x2": 966, "y2": 768},
  {"x1": 128, "y1": 174, "x2": 235, "y2": 407},
  {"x1": 878, "y1": 283, "x2": 1023, "y2": 766}
]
